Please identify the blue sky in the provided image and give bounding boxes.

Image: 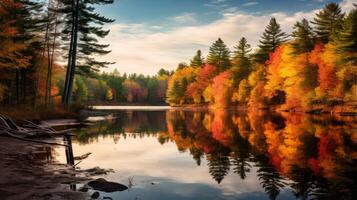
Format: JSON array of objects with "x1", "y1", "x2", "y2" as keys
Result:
[{"x1": 94, "y1": 0, "x2": 353, "y2": 75}]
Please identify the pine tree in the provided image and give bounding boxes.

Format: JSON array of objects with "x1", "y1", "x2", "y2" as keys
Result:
[
  {"x1": 207, "y1": 38, "x2": 231, "y2": 71},
  {"x1": 291, "y1": 19, "x2": 315, "y2": 54},
  {"x1": 311, "y1": 3, "x2": 344, "y2": 43},
  {"x1": 255, "y1": 18, "x2": 288, "y2": 63},
  {"x1": 190, "y1": 49, "x2": 204, "y2": 68},
  {"x1": 335, "y1": 6, "x2": 357, "y2": 63},
  {"x1": 232, "y1": 37, "x2": 252, "y2": 81},
  {"x1": 167, "y1": 80, "x2": 183, "y2": 105},
  {"x1": 61, "y1": 0, "x2": 115, "y2": 106}
]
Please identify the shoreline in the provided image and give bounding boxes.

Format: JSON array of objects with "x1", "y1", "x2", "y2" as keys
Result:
[{"x1": 0, "y1": 137, "x2": 88, "y2": 200}]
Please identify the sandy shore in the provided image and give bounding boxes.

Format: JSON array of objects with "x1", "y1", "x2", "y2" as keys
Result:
[{"x1": 0, "y1": 137, "x2": 88, "y2": 200}]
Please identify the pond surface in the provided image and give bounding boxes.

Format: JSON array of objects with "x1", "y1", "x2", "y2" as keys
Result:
[{"x1": 56, "y1": 108, "x2": 356, "y2": 200}]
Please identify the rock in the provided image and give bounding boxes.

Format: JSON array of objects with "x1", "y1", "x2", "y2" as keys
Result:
[
  {"x1": 88, "y1": 178, "x2": 128, "y2": 193},
  {"x1": 91, "y1": 191, "x2": 100, "y2": 199},
  {"x1": 78, "y1": 185, "x2": 89, "y2": 192},
  {"x1": 80, "y1": 167, "x2": 114, "y2": 176}
]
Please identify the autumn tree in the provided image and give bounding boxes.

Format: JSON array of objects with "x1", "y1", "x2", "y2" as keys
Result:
[
  {"x1": 207, "y1": 38, "x2": 231, "y2": 71},
  {"x1": 186, "y1": 64, "x2": 217, "y2": 104},
  {"x1": 255, "y1": 18, "x2": 288, "y2": 63},
  {"x1": 190, "y1": 49, "x2": 204, "y2": 68},
  {"x1": 211, "y1": 71, "x2": 233, "y2": 108},
  {"x1": 311, "y1": 3, "x2": 344, "y2": 43}
]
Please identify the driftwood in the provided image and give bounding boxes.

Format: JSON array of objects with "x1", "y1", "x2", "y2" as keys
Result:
[
  {"x1": 0, "y1": 115, "x2": 73, "y2": 146},
  {"x1": 74, "y1": 152, "x2": 92, "y2": 160}
]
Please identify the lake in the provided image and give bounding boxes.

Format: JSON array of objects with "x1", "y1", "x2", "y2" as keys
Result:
[{"x1": 55, "y1": 107, "x2": 356, "y2": 200}]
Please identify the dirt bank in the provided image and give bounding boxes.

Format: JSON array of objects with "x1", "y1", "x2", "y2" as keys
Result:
[{"x1": 0, "y1": 137, "x2": 88, "y2": 200}]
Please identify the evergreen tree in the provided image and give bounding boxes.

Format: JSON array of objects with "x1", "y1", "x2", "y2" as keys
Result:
[
  {"x1": 232, "y1": 37, "x2": 252, "y2": 81},
  {"x1": 291, "y1": 18, "x2": 315, "y2": 54},
  {"x1": 335, "y1": 6, "x2": 357, "y2": 63},
  {"x1": 255, "y1": 18, "x2": 288, "y2": 63},
  {"x1": 207, "y1": 38, "x2": 231, "y2": 71},
  {"x1": 167, "y1": 80, "x2": 183, "y2": 105},
  {"x1": 190, "y1": 49, "x2": 204, "y2": 68},
  {"x1": 311, "y1": 3, "x2": 344, "y2": 43},
  {"x1": 61, "y1": 0, "x2": 115, "y2": 106}
]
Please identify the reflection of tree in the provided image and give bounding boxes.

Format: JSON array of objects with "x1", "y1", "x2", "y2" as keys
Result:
[
  {"x1": 230, "y1": 132, "x2": 252, "y2": 180},
  {"x1": 289, "y1": 167, "x2": 316, "y2": 200},
  {"x1": 231, "y1": 154, "x2": 251, "y2": 180},
  {"x1": 72, "y1": 109, "x2": 356, "y2": 200},
  {"x1": 190, "y1": 147, "x2": 204, "y2": 166},
  {"x1": 256, "y1": 156, "x2": 287, "y2": 200},
  {"x1": 207, "y1": 151, "x2": 231, "y2": 184}
]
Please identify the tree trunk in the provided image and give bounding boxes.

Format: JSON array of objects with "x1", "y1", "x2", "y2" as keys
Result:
[
  {"x1": 62, "y1": 0, "x2": 77, "y2": 107},
  {"x1": 63, "y1": 0, "x2": 80, "y2": 107}
]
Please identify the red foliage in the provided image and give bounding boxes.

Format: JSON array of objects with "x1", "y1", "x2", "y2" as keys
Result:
[
  {"x1": 186, "y1": 64, "x2": 217, "y2": 102},
  {"x1": 309, "y1": 43, "x2": 337, "y2": 92},
  {"x1": 212, "y1": 71, "x2": 233, "y2": 108}
]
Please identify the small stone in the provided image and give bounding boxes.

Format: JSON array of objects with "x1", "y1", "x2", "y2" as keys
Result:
[{"x1": 91, "y1": 191, "x2": 100, "y2": 199}]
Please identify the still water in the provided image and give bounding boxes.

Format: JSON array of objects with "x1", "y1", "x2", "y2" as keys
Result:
[{"x1": 56, "y1": 108, "x2": 356, "y2": 200}]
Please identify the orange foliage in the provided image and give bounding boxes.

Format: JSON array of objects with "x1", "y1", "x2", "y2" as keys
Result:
[
  {"x1": 186, "y1": 64, "x2": 217, "y2": 103},
  {"x1": 0, "y1": 0, "x2": 30, "y2": 69},
  {"x1": 211, "y1": 71, "x2": 233, "y2": 108},
  {"x1": 309, "y1": 43, "x2": 337, "y2": 96}
]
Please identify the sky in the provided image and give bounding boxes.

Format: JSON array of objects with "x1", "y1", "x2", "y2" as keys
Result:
[{"x1": 94, "y1": 0, "x2": 355, "y2": 75}]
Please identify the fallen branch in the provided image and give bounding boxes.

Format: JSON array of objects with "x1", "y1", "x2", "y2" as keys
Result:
[{"x1": 1, "y1": 130, "x2": 68, "y2": 147}]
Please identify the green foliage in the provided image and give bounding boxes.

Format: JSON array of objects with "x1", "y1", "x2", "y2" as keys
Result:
[
  {"x1": 190, "y1": 50, "x2": 204, "y2": 68},
  {"x1": 335, "y1": 6, "x2": 357, "y2": 64},
  {"x1": 61, "y1": 0, "x2": 115, "y2": 74},
  {"x1": 291, "y1": 19, "x2": 315, "y2": 54},
  {"x1": 311, "y1": 3, "x2": 344, "y2": 43},
  {"x1": 167, "y1": 80, "x2": 184, "y2": 105},
  {"x1": 207, "y1": 38, "x2": 231, "y2": 71},
  {"x1": 232, "y1": 37, "x2": 252, "y2": 82},
  {"x1": 255, "y1": 18, "x2": 288, "y2": 63}
]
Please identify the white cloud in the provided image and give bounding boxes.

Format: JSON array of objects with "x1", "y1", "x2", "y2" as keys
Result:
[
  {"x1": 172, "y1": 13, "x2": 197, "y2": 24},
  {"x1": 242, "y1": 2, "x2": 259, "y2": 7},
  {"x1": 98, "y1": 0, "x2": 355, "y2": 75}
]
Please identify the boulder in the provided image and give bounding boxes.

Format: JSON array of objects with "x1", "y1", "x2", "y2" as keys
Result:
[{"x1": 88, "y1": 178, "x2": 128, "y2": 193}]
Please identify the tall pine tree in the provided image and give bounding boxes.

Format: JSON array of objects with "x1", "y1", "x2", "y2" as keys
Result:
[
  {"x1": 232, "y1": 37, "x2": 252, "y2": 82},
  {"x1": 291, "y1": 18, "x2": 315, "y2": 54},
  {"x1": 311, "y1": 3, "x2": 344, "y2": 43},
  {"x1": 255, "y1": 18, "x2": 288, "y2": 64},
  {"x1": 207, "y1": 38, "x2": 231, "y2": 71},
  {"x1": 61, "y1": 0, "x2": 115, "y2": 106},
  {"x1": 190, "y1": 49, "x2": 204, "y2": 68},
  {"x1": 335, "y1": 5, "x2": 357, "y2": 63}
]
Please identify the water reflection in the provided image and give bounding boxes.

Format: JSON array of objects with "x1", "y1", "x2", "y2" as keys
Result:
[{"x1": 66, "y1": 110, "x2": 356, "y2": 200}]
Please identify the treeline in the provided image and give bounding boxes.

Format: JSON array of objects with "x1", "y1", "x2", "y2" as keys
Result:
[
  {"x1": 0, "y1": 0, "x2": 114, "y2": 108},
  {"x1": 57, "y1": 69, "x2": 171, "y2": 104},
  {"x1": 166, "y1": 3, "x2": 356, "y2": 112}
]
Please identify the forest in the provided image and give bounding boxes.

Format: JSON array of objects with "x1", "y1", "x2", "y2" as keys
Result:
[
  {"x1": 0, "y1": 1, "x2": 356, "y2": 114},
  {"x1": 0, "y1": 0, "x2": 172, "y2": 109},
  {"x1": 166, "y1": 3, "x2": 356, "y2": 113}
]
